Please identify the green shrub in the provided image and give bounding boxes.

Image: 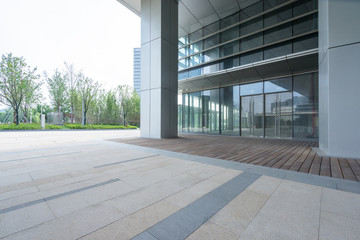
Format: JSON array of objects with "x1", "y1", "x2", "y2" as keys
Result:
[
  {"x1": 64, "y1": 124, "x2": 137, "y2": 129},
  {"x1": 0, "y1": 123, "x2": 41, "y2": 130},
  {"x1": 45, "y1": 124, "x2": 63, "y2": 130}
]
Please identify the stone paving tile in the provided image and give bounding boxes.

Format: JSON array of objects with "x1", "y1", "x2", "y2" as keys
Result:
[
  {"x1": 186, "y1": 222, "x2": 239, "y2": 240},
  {"x1": 246, "y1": 175, "x2": 282, "y2": 196},
  {"x1": 0, "y1": 186, "x2": 39, "y2": 202},
  {"x1": 209, "y1": 190, "x2": 268, "y2": 236},
  {"x1": 321, "y1": 187, "x2": 360, "y2": 221},
  {"x1": 0, "y1": 202, "x2": 55, "y2": 238},
  {"x1": 0, "y1": 173, "x2": 33, "y2": 187},
  {"x1": 80, "y1": 200, "x2": 180, "y2": 240},
  {"x1": 4, "y1": 202, "x2": 124, "y2": 240},
  {"x1": 46, "y1": 180, "x2": 136, "y2": 217},
  {"x1": 239, "y1": 180, "x2": 321, "y2": 240},
  {"x1": 319, "y1": 211, "x2": 360, "y2": 240}
]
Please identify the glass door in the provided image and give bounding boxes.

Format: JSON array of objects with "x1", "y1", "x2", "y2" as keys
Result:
[
  {"x1": 265, "y1": 92, "x2": 292, "y2": 138},
  {"x1": 241, "y1": 95, "x2": 264, "y2": 137}
]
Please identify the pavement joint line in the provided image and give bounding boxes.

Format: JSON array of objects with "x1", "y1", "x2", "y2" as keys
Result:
[
  {"x1": 93, "y1": 155, "x2": 160, "y2": 168},
  {"x1": 0, "y1": 151, "x2": 82, "y2": 163},
  {"x1": 0, "y1": 178, "x2": 120, "y2": 215},
  {"x1": 0, "y1": 143, "x2": 98, "y2": 156},
  {"x1": 132, "y1": 171, "x2": 260, "y2": 240},
  {"x1": 104, "y1": 140, "x2": 360, "y2": 195}
]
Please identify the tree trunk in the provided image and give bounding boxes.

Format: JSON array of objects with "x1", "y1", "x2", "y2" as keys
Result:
[
  {"x1": 15, "y1": 108, "x2": 19, "y2": 125},
  {"x1": 123, "y1": 113, "x2": 126, "y2": 126},
  {"x1": 84, "y1": 110, "x2": 87, "y2": 125}
]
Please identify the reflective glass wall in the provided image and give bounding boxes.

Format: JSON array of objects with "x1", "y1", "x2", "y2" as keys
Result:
[
  {"x1": 179, "y1": 72, "x2": 318, "y2": 139},
  {"x1": 178, "y1": 0, "x2": 318, "y2": 80}
]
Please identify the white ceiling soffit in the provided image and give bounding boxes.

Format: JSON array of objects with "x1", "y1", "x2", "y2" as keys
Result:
[
  {"x1": 116, "y1": 0, "x2": 262, "y2": 37},
  {"x1": 116, "y1": 0, "x2": 140, "y2": 16}
]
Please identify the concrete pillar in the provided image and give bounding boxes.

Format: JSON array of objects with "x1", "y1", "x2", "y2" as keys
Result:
[
  {"x1": 140, "y1": 0, "x2": 178, "y2": 138},
  {"x1": 319, "y1": 0, "x2": 360, "y2": 158}
]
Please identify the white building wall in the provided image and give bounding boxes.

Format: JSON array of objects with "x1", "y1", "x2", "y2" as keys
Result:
[{"x1": 319, "y1": 0, "x2": 360, "y2": 158}]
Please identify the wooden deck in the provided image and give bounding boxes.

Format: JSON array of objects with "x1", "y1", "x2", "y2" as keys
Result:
[{"x1": 112, "y1": 134, "x2": 360, "y2": 182}]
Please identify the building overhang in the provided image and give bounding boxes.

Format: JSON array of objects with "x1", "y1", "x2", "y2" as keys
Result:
[
  {"x1": 179, "y1": 49, "x2": 318, "y2": 93},
  {"x1": 117, "y1": 0, "x2": 262, "y2": 37}
]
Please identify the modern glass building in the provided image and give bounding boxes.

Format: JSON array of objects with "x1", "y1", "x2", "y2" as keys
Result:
[
  {"x1": 177, "y1": 0, "x2": 319, "y2": 140},
  {"x1": 117, "y1": 0, "x2": 360, "y2": 159}
]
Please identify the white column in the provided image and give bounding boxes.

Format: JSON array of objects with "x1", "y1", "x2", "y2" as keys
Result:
[
  {"x1": 319, "y1": 0, "x2": 360, "y2": 158},
  {"x1": 140, "y1": 0, "x2": 178, "y2": 138}
]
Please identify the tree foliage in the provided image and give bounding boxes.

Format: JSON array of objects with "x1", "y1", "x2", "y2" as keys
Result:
[
  {"x1": 46, "y1": 69, "x2": 68, "y2": 113},
  {"x1": 0, "y1": 53, "x2": 42, "y2": 124},
  {"x1": 76, "y1": 72, "x2": 100, "y2": 125}
]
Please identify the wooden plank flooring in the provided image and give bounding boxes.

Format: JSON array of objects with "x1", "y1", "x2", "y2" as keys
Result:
[{"x1": 112, "y1": 134, "x2": 360, "y2": 182}]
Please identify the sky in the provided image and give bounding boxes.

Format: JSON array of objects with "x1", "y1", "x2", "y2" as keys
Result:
[{"x1": 0, "y1": 0, "x2": 141, "y2": 106}]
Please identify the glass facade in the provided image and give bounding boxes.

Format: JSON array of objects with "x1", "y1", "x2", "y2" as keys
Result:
[
  {"x1": 179, "y1": 72, "x2": 318, "y2": 140},
  {"x1": 178, "y1": 0, "x2": 318, "y2": 80}
]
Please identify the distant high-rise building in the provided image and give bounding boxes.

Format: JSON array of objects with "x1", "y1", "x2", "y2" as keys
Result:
[{"x1": 133, "y1": 48, "x2": 141, "y2": 95}]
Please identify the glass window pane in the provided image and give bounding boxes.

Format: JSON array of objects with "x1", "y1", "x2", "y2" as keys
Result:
[
  {"x1": 202, "y1": 89, "x2": 220, "y2": 134},
  {"x1": 240, "y1": 50, "x2": 263, "y2": 65},
  {"x1": 178, "y1": 71, "x2": 189, "y2": 80},
  {"x1": 293, "y1": 0, "x2": 317, "y2": 17},
  {"x1": 240, "y1": 1, "x2": 263, "y2": 21},
  {"x1": 189, "y1": 54, "x2": 202, "y2": 67},
  {"x1": 264, "y1": 0, "x2": 288, "y2": 10},
  {"x1": 221, "y1": 12, "x2": 239, "y2": 28},
  {"x1": 189, "y1": 91, "x2": 202, "y2": 133},
  {"x1": 179, "y1": 47, "x2": 188, "y2": 59},
  {"x1": 178, "y1": 36, "x2": 188, "y2": 48},
  {"x1": 189, "y1": 29, "x2": 203, "y2": 43},
  {"x1": 220, "y1": 56, "x2": 239, "y2": 70},
  {"x1": 264, "y1": 5, "x2": 292, "y2": 27},
  {"x1": 293, "y1": 34, "x2": 318, "y2": 53},
  {"x1": 240, "y1": 82, "x2": 263, "y2": 96},
  {"x1": 220, "y1": 86, "x2": 240, "y2": 135},
  {"x1": 265, "y1": 92, "x2": 292, "y2": 138},
  {"x1": 188, "y1": 42, "x2": 203, "y2": 54},
  {"x1": 264, "y1": 77, "x2": 292, "y2": 93},
  {"x1": 240, "y1": 17, "x2": 263, "y2": 36},
  {"x1": 241, "y1": 95, "x2": 264, "y2": 137},
  {"x1": 264, "y1": 42, "x2": 292, "y2": 59},
  {"x1": 178, "y1": 58, "x2": 187, "y2": 71},
  {"x1": 204, "y1": 22, "x2": 220, "y2": 36},
  {"x1": 203, "y1": 48, "x2": 219, "y2": 62},
  {"x1": 189, "y1": 67, "x2": 202, "y2": 78},
  {"x1": 264, "y1": 23, "x2": 292, "y2": 44},
  {"x1": 204, "y1": 34, "x2": 220, "y2": 49},
  {"x1": 240, "y1": 33, "x2": 263, "y2": 52},
  {"x1": 293, "y1": 14, "x2": 318, "y2": 36},
  {"x1": 293, "y1": 73, "x2": 319, "y2": 138},
  {"x1": 203, "y1": 62, "x2": 219, "y2": 74},
  {"x1": 220, "y1": 41, "x2": 239, "y2": 58},
  {"x1": 182, "y1": 93, "x2": 189, "y2": 132},
  {"x1": 222, "y1": 27, "x2": 239, "y2": 43}
]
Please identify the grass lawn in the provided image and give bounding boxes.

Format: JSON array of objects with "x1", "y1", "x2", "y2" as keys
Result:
[{"x1": 0, "y1": 123, "x2": 137, "y2": 130}]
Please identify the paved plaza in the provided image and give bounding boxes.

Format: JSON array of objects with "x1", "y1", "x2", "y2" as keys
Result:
[{"x1": 0, "y1": 130, "x2": 359, "y2": 240}]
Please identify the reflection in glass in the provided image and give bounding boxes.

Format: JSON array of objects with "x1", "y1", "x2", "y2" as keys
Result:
[
  {"x1": 240, "y1": 82, "x2": 263, "y2": 96},
  {"x1": 264, "y1": 6, "x2": 292, "y2": 27},
  {"x1": 293, "y1": 73, "x2": 318, "y2": 138},
  {"x1": 264, "y1": 42, "x2": 292, "y2": 59},
  {"x1": 220, "y1": 41, "x2": 239, "y2": 58},
  {"x1": 265, "y1": 92, "x2": 292, "y2": 138},
  {"x1": 182, "y1": 93, "x2": 189, "y2": 132},
  {"x1": 189, "y1": 92, "x2": 202, "y2": 132},
  {"x1": 202, "y1": 89, "x2": 219, "y2": 134},
  {"x1": 222, "y1": 27, "x2": 239, "y2": 43},
  {"x1": 241, "y1": 95, "x2": 264, "y2": 137},
  {"x1": 203, "y1": 48, "x2": 219, "y2": 63},
  {"x1": 293, "y1": 14, "x2": 317, "y2": 36},
  {"x1": 204, "y1": 34, "x2": 220, "y2": 49},
  {"x1": 240, "y1": 50, "x2": 263, "y2": 65},
  {"x1": 240, "y1": 33, "x2": 263, "y2": 52},
  {"x1": 220, "y1": 86, "x2": 240, "y2": 135},
  {"x1": 264, "y1": 77, "x2": 292, "y2": 93},
  {"x1": 293, "y1": 34, "x2": 318, "y2": 53},
  {"x1": 264, "y1": 23, "x2": 292, "y2": 44}
]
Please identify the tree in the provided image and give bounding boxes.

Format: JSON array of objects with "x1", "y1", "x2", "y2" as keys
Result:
[
  {"x1": 77, "y1": 72, "x2": 100, "y2": 125},
  {"x1": 46, "y1": 69, "x2": 68, "y2": 114},
  {"x1": 63, "y1": 62, "x2": 78, "y2": 123},
  {"x1": 0, "y1": 53, "x2": 42, "y2": 125},
  {"x1": 117, "y1": 85, "x2": 136, "y2": 126}
]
